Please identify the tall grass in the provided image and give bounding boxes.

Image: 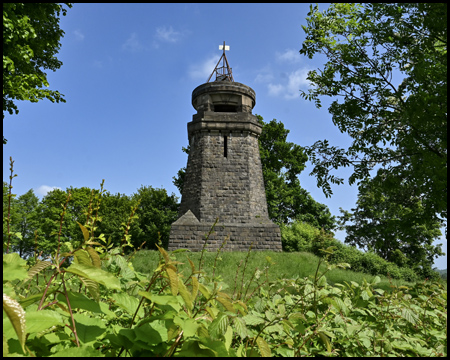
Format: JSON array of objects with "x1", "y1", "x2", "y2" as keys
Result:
[{"x1": 131, "y1": 249, "x2": 418, "y2": 294}]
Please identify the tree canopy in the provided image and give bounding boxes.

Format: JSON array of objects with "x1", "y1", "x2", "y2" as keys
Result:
[
  {"x1": 257, "y1": 116, "x2": 335, "y2": 230},
  {"x1": 299, "y1": 3, "x2": 447, "y2": 226},
  {"x1": 3, "y1": 183, "x2": 179, "y2": 257},
  {"x1": 3, "y1": 3, "x2": 71, "y2": 144},
  {"x1": 339, "y1": 169, "x2": 444, "y2": 277}
]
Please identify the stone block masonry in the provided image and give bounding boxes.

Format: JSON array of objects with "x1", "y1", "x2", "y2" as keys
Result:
[
  {"x1": 168, "y1": 81, "x2": 282, "y2": 252},
  {"x1": 169, "y1": 211, "x2": 282, "y2": 252}
]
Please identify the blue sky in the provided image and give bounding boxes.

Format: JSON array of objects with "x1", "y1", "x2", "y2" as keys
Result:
[{"x1": 3, "y1": 3, "x2": 446, "y2": 269}]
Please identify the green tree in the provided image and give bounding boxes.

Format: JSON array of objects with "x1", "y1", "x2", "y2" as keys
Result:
[
  {"x1": 257, "y1": 116, "x2": 335, "y2": 230},
  {"x1": 130, "y1": 185, "x2": 179, "y2": 250},
  {"x1": 299, "y1": 3, "x2": 447, "y2": 226},
  {"x1": 339, "y1": 169, "x2": 444, "y2": 277},
  {"x1": 10, "y1": 189, "x2": 40, "y2": 258},
  {"x1": 3, "y1": 181, "x2": 20, "y2": 253},
  {"x1": 173, "y1": 116, "x2": 336, "y2": 231},
  {"x1": 3, "y1": 3, "x2": 71, "y2": 144},
  {"x1": 96, "y1": 191, "x2": 140, "y2": 249},
  {"x1": 38, "y1": 187, "x2": 95, "y2": 255}
]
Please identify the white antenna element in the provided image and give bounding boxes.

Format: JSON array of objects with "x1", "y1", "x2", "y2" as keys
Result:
[{"x1": 219, "y1": 45, "x2": 230, "y2": 51}]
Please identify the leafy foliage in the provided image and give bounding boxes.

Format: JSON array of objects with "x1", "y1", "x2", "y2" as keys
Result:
[
  {"x1": 299, "y1": 3, "x2": 447, "y2": 226},
  {"x1": 2, "y1": 179, "x2": 179, "y2": 256},
  {"x1": 280, "y1": 221, "x2": 427, "y2": 283},
  {"x1": 3, "y1": 171, "x2": 447, "y2": 357},
  {"x1": 3, "y1": 3, "x2": 72, "y2": 144},
  {"x1": 130, "y1": 185, "x2": 179, "y2": 250},
  {"x1": 257, "y1": 116, "x2": 335, "y2": 230},
  {"x1": 3, "y1": 241, "x2": 446, "y2": 357},
  {"x1": 280, "y1": 221, "x2": 320, "y2": 252},
  {"x1": 339, "y1": 169, "x2": 444, "y2": 278}
]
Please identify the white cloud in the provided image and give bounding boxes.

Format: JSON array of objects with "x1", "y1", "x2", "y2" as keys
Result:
[
  {"x1": 155, "y1": 26, "x2": 184, "y2": 43},
  {"x1": 254, "y1": 66, "x2": 274, "y2": 84},
  {"x1": 285, "y1": 68, "x2": 311, "y2": 99},
  {"x1": 35, "y1": 185, "x2": 62, "y2": 197},
  {"x1": 122, "y1": 32, "x2": 144, "y2": 52},
  {"x1": 73, "y1": 29, "x2": 85, "y2": 41},
  {"x1": 188, "y1": 54, "x2": 220, "y2": 81},
  {"x1": 266, "y1": 68, "x2": 311, "y2": 100},
  {"x1": 267, "y1": 83, "x2": 283, "y2": 96},
  {"x1": 276, "y1": 49, "x2": 301, "y2": 63}
]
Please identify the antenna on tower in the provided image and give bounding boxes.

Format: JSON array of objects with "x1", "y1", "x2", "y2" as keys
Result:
[{"x1": 207, "y1": 41, "x2": 234, "y2": 82}]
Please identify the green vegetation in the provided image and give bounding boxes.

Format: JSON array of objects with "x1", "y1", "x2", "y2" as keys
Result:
[
  {"x1": 3, "y1": 3, "x2": 72, "y2": 144},
  {"x1": 300, "y1": 2, "x2": 447, "y2": 281},
  {"x1": 3, "y1": 178, "x2": 178, "y2": 257},
  {"x1": 3, "y1": 3, "x2": 447, "y2": 356},
  {"x1": 131, "y1": 250, "x2": 421, "y2": 295},
  {"x1": 3, "y1": 161, "x2": 447, "y2": 357},
  {"x1": 280, "y1": 220, "x2": 432, "y2": 283},
  {"x1": 4, "y1": 230, "x2": 447, "y2": 356},
  {"x1": 339, "y1": 173, "x2": 444, "y2": 279},
  {"x1": 300, "y1": 3, "x2": 447, "y2": 218}
]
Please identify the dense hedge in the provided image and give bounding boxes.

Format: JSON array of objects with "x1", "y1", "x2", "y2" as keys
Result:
[{"x1": 280, "y1": 221, "x2": 432, "y2": 283}]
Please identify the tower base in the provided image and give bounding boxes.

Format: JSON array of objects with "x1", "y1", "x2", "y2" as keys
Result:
[{"x1": 168, "y1": 210, "x2": 282, "y2": 252}]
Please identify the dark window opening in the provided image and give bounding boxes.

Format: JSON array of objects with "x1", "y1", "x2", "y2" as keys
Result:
[
  {"x1": 224, "y1": 135, "x2": 228, "y2": 158},
  {"x1": 214, "y1": 104, "x2": 237, "y2": 112}
]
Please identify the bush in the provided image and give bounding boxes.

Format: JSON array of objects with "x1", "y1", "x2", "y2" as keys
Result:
[
  {"x1": 281, "y1": 220, "x2": 423, "y2": 283},
  {"x1": 280, "y1": 221, "x2": 320, "y2": 252}
]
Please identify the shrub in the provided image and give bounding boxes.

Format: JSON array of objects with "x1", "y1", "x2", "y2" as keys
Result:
[{"x1": 280, "y1": 221, "x2": 320, "y2": 252}]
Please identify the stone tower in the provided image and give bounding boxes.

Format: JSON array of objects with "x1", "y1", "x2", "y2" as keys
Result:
[{"x1": 168, "y1": 43, "x2": 281, "y2": 252}]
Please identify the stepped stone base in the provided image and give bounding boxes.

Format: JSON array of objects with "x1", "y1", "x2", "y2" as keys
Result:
[{"x1": 168, "y1": 210, "x2": 282, "y2": 252}]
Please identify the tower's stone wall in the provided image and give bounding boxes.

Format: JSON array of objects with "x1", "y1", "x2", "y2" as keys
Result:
[{"x1": 168, "y1": 81, "x2": 282, "y2": 252}]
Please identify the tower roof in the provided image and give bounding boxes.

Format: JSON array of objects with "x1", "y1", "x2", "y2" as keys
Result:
[{"x1": 207, "y1": 41, "x2": 234, "y2": 83}]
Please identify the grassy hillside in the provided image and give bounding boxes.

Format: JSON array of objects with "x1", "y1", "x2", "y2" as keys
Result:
[{"x1": 131, "y1": 249, "x2": 421, "y2": 294}]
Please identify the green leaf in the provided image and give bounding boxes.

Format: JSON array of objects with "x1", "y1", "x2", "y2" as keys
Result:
[
  {"x1": 3, "y1": 253, "x2": 28, "y2": 282},
  {"x1": 243, "y1": 313, "x2": 265, "y2": 326},
  {"x1": 56, "y1": 291, "x2": 102, "y2": 313},
  {"x1": 233, "y1": 317, "x2": 248, "y2": 339},
  {"x1": 3, "y1": 294, "x2": 26, "y2": 353},
  {"x1": 77, "y1": 221, "x2": 90, "y2": 242},
  {"x1": 18, "y1": 290, "x2": 56, "y2": 309},
  {"x1": 191, "y1": 275, "x2": 199, "y2": 301},
  {"x1": 359, "y1": 335, "x2": 371, "y2": 348},
  {"x1": 401, "y1": 307, "x2": 419, "y2": 325},
  {"x1": 65, "y1": 262, "x2": 121, "y2": 290},
  {"x1": 217, "y1": 294, "x2": 235, "y2": 313},
  {"x1": 166, "y1": 267, "x2": 179, "y2": 296},
  {"x1": 134, "y1": 320, "x2": 168, "y2": 345},
  {"x1": 177, "y1": 277, "x2": 193, "y2": 311},
  {"x1": 50, "y1": 344, "x2": 103, "y2": 357},
  {"x1": 73, "y1": 249, "x2": 93, "y2": 266},
  {"x1": 72, "y1": 313, "x2": 106, "y2": 344},
  {"x1": 371, "y1": 276, "x2": 381, "y2": 285},
  {"x1": 112, "y1": 292, "x2": 144, "y2": 318},
  {"x1": 138, "y1": 292, "x2": 181, "y2": 312},
  {"x1": 177, "y1": 339, "x2": 216, "y2": 357},
  {"x1": 85, "y1": 247, "x2": 101, "y2": 268},
  {"x1": 318, "y1": 331, "x2": 332, "y2": 353},
  {"x1": 198, "y1": 283, "x2": 212, "y2": 299},
  {"x1": 198, "y1": 337, "x2": 231, "y2": 357},
  {"x1": 224, "y1": 325, "x2": 233, "y2": 351},
  {"x1": 174, "y1": 316, "x2": 199, "y2": 338},
  {"x1": 208, "y1": 312, "x2": 228, "y2": 339},
  {"x1": 26, "y1": 310, "x2": 62, "y2": 334},
  {"x1": 256, "y1": 336, "x2": 271, "y2": 357},
  {"x1": 24, "y1": 260, "x2": 52, "y2": 282}
]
